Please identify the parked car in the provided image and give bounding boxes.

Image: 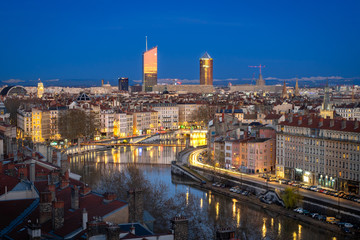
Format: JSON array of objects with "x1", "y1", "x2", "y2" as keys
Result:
[
  {"x1": 344, "y1": 223, "x2": 353, "y2": 228},
  {"x1": 293, "y1": 207, "x2": 304, "y2": 214},
  {"x1": 302, "y1": 210, "x2": 310, "y2": 215},
  {"x1": 310, "y1": 213, "x2": 319, "y2": 218},
  {"x1": 279, "y1": 179, "x2": 288, "y2": 184},
  {"x1": 317, "y1": 215, "x2": 326, "y2": 221},
  {"x1": 326, "y1": 217, "x2": 339, "y2": 224}
]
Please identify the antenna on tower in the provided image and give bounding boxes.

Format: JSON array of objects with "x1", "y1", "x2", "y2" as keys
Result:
[{"x1": 145, "y1": 36, "x2": 148, "y2": 51}]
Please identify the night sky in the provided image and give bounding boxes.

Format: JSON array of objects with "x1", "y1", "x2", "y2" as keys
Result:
[{"x1": 1, "y1": 0, "x2": 359, "y2": 86}]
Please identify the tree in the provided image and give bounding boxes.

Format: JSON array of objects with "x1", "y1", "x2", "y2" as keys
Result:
[
  {"x1": 94, "y1": 164, "x2": 216, "y2": 238},
  {"x1": 58, "y1": 109, "x2": 99, "y2": 141},
  {"x1": 281, "y1": 187, "x2": 303, "y2": 209},
  {"x1": 4, "y1": 98, "x2": 22, "y2": 125},
  {"x1": 191, "y1": 105, "x2": 216, "y2": 127}
]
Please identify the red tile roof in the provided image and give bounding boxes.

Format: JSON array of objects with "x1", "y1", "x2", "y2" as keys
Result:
[
  {"x1": 0, "y1": 199, "x2": 35, "y2": 230},
  {"x1": 280, "y1": 116, "x2": 360, "y2": 133},
  {"x1": 0, "y1": 174, "x2": 20, "y2": 195}
]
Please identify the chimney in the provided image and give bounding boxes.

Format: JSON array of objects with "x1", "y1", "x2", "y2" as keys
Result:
[
  {"x1": 60, "y1": 179, "x2": 69, "y2": 189},
  {"x1": 82, "y1": 208, "x2": 88, "y2": 230},
  {"x1": 48, "y1": 184, "x2": 56, "y2": 201},
  {"x1": 130, "y1": 224, "x2": 136, "y2": 235},
  {"x1": 103, "y1": 192, "x2": 117, "y2": 203},
  {"x1": 319, "y1": 118, "x2": 324, "y2": 127},
  {"x1": 18, "y1": 165, "x2": 28, "y2": 180},
  {"x1": 71, "y1": 186, "x2": 80, "y2": 210},
  {"x1": 341, "y1": 119, "x2": 346, "y2": 129},
  {"x1": 39, "y1": 192, "x2": 52, "y2": 224},
  {"x1": 308, "y1": 118, "x2": 312, "y2": 125},
  {"x1": 330, "y1": 119, "x2": 334, "y2": 127},
  {"x1": 298, "y1": 116, "x2": 302, "y2": 125},
  {"x1": 216, "y1": 228, "x2": 235, "y2": 240},
  {"x1": 171, "y1": 216, "x2": 188, "y2": 240},
  {"x1": 107, "y1": 225, "x2": 121, "y2": 240},
  {"x1": 50, "y1": 170, "x2": 60, "y2": 184},
  {"x1": 52, "y1": 200, "x2": 64, "y2": 230},
  {"x1": 60, "y1": 156, "x2": 70, "y2": 175},
  {"x1": 127, "y1": 189, "x2": 144, "y2": 224},
  {"x1": 27, "y1": 221, "x2": 41, "y2": 240},
  {"x1": 30, "y1": 163, "x2": 36, "y2": 182},
  {"x1": 80, "y1": 185, "x2": 91, "y2": 196}
]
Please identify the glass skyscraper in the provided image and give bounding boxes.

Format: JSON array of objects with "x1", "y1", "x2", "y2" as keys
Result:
[
  {"x1": 200, "y1": 52, "x2": 213, "y2": 85},
  {"x1": 142, "y1": 46, "x2": 158, "y2": 92},
  {"x1": 118, "y1": 77, "x2": 129, "y2": 91}
]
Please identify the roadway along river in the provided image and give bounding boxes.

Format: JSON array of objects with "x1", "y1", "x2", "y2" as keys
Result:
[{"x1": 70, "y1": 146, "x2": 343, "y2": 240}]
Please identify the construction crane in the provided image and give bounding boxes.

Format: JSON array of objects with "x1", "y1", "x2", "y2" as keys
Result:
[{"x1": 249, "y1": 64, "x2": 265, "y2": 75}]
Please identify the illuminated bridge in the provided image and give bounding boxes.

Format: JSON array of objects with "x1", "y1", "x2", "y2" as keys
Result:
[{"x1": 80, "y1": 142, "x2": 186, "y2": 147}]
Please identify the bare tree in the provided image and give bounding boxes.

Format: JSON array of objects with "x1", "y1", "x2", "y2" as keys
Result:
[
  {"x1": 58, "y1": 109, "x2": 99, "y2": 142},
  {"x1": 191, "y1": 105, "x2": 216, "y2": 127}
]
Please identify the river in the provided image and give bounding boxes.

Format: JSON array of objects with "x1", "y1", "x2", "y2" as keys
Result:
[{"x1": 70, "y1": 145, "x2": 343, "y2": 240}]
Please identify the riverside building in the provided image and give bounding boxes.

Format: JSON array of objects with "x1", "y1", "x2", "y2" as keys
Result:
[{"x1": 276, "y1": 115, "x2": 360, "y2": 194}]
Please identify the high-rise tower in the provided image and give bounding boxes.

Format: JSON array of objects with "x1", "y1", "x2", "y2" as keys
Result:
[
  {"x1": 142, "y1": 37, "x2": 157, "y2": 92},
  {"x1": 118, "y1": 77, "x2": 129, "y2": 91},
  {"x1": 200, "y1": 52, "x2": 213, "y2": 85}
]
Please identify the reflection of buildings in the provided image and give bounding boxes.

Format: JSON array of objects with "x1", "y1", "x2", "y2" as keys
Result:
[
  {"x1": 200, "y1": 52, "x2": 213, "y2": 85},
  {"x1": 142, "y1": 47, "x2": 158, "y2": 92},
  {"x1": 276, "y1": 115, "x2": 360, "y2": 194}
]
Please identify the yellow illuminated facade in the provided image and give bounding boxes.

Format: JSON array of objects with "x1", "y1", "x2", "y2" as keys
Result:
[
  {"x1": 32, "y1": 108, "x2": 44, "y2": 142},
  {"x1": 200, "y1": 52, "x2": 213, "y2": 85},
  {"x1": 143, "y1": 47, "x2": 157, "y2": 92},
  {"x1": 37, "y1": 80, "x2": 44, "y2": 98}
]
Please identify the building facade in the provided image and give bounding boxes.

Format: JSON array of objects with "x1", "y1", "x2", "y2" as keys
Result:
[
  {"x1": 142, "y1": 47, "x2": 157, "y2": 92},
  {"x1": 276, "y1": 115, "x2": 360, "y2": 194},
  {"x1": 118, "y1": 77, "x2": 129, "y2": 91},
  {"x1": 200, "y1": 52, "x2": 213, "y2": 85},
  {"x1": 152, "y1": 103, "x2": 179, "y2": 130}
]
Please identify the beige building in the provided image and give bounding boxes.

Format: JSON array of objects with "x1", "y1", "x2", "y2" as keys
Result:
[
  {"x1": 276, "y1": 115, "x2": 360, "y2": 194},
  {"x1": 152, "y1": 103, "x2": 179, "y2": 130}
]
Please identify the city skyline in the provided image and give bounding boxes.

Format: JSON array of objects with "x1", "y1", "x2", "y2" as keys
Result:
[{"x1": 1, "y1": 1, "x2": 360, "y2": 86}]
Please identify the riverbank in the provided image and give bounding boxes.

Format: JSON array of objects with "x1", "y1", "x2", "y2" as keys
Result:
[{"x1": 191, "y1": 181, "x2": 358, "y2": 239}]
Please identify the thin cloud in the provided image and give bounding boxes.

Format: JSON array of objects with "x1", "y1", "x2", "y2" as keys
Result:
[
  {"x1": 46, "y1": 79, "x2": 60, "y2": 82},
  {"x1": 264, "y1": 76, "x2": 346, "y2": 81},
  {"x1": 2, "y1": 79, "x2": 25, "y2": 84}
]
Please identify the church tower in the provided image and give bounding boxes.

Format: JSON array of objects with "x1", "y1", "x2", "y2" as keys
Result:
[
  {"x1": 294, "y1": 78, "x2": 300, "y2": 97},
  {"x1": 281, "y1": 80, "x2": 289, "y2": 99},
  {"x1": 320, "y1": 80, "x2": 334, "y2": 119}
]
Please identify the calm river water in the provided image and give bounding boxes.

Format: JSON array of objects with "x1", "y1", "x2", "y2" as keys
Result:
[{"x1": 70, "y1": 146, "x2": 344, "y2": 240}]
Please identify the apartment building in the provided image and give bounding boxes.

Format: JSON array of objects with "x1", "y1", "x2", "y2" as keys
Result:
[
  {"x1": 114, "y1": 111, "x2": 128, "y2": 137},
  {"x1": 152, "y1": 103, "x2": 179, "y2": 130},
  {"x1": 100, "y1": 108, "x2": 114, "y2": 138},
  {"x1": 334, "y1": 103, "x2": 360, "y2": 120},
  {"x1": 17, "y1": 108, "x2": 32, "y2": 139},
  {"x1": 276, "y1": 115, "x2": 360, "y2": 194}
]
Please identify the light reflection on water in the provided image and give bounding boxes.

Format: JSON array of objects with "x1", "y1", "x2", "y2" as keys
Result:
[{"x1": 70, "y1": 146, "x2": 342, "y2": 240}]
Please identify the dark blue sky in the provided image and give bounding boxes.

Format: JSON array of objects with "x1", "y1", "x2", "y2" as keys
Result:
[{"x1": 1, "y1": 0, "x2": 359, "y2": 86}]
